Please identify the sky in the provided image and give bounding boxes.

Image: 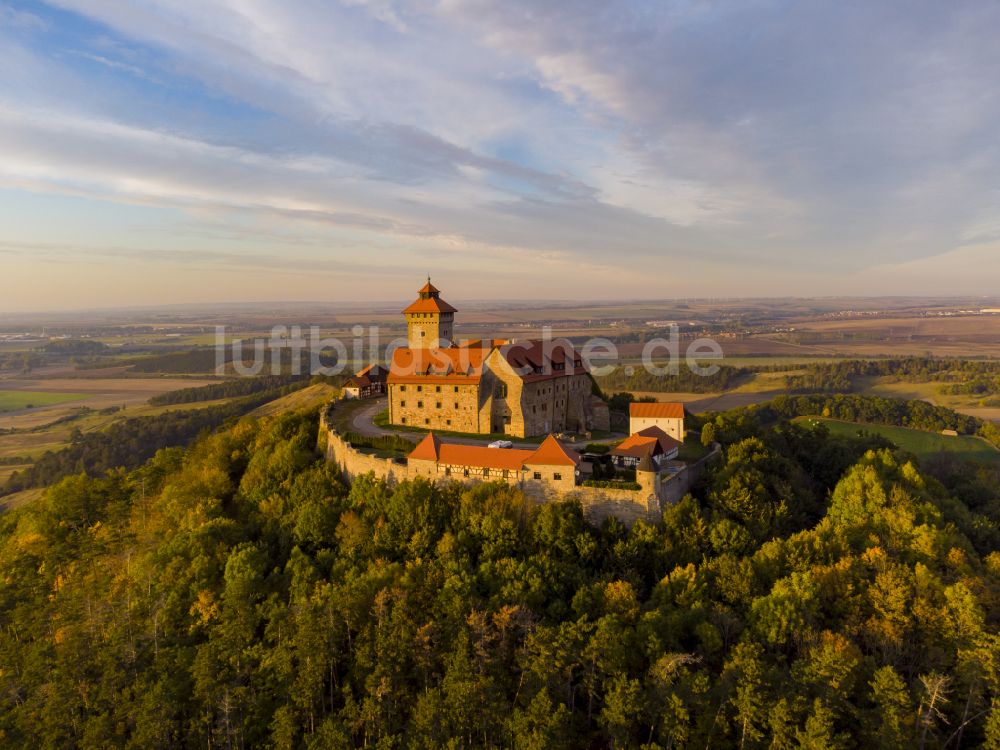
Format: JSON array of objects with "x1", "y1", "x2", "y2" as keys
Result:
[{"x1": 1, "y1": 0, "x2": 1000, "y2": 312}]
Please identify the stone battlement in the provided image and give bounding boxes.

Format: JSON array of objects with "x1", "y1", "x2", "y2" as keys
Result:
[{"x1": 318, "y1": 399, "x2": 718, "y2": 525}]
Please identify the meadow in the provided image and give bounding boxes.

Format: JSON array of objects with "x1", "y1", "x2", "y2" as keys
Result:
[
  {"x1": 0, "y1": 390, "x2": 87, "y2": 413},
  {"x1": 795, "y1": 416, "x2": 1000, "y2": 466}
]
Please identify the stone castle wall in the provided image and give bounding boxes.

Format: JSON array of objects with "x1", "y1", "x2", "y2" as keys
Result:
[
  {"x1": 405, "y1": 311, "x2": 454, "y2": 348},
  {"x1": 319, "y1": 421, "x2": 410, "y2": 485},
  {"x1": 386, "y1": 352, "x2": 609, "y2": 439},
  {"x1": 389, "y1": 382, "x2": 482, "y2": 433},
  {"x1": 319, "y1": 400, "x2": 718, "y2": 526},
  {"x1": 487, "y1": 349, "x2": 601, "y2": 437}
]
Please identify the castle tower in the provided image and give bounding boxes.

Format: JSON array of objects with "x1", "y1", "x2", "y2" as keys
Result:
[
  {"x1": 636, "y1": 454, "x2": 661, "y2": 513},
  {"x1": 402, "y1": 278, "x2": 456, "y2": 348}
]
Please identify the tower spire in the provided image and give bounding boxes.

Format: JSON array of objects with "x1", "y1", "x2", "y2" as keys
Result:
[{"x1": 403, "y1": 275, "x2": 456, "y2": 348}]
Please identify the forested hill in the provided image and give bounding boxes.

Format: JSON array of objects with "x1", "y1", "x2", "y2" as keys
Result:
[{"x1": 2, "y1": 406, "x2": 1000, "y2": 747}]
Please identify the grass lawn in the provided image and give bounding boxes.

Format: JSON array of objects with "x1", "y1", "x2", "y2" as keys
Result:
[
  {"x1": 795, "y1": 417, "x2": 1000, "y2": 467},
  {"x1": 0, "y1": 390, "x2": 88, "y2": 413},
  {"x1": 678, "y1": 434, "x2": 710, "y2": 462}
]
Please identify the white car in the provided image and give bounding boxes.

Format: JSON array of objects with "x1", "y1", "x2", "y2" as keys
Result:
[{"x1": 488, "y1": 440, "x2": 514, "y2": 449}]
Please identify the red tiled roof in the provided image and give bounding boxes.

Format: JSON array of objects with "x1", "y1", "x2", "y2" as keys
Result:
[
  {"x1": 407, "y1": 434, "x2": 579, "y2": 471},
  {"x1": 497, "y1": 339, "x2": 589, "y2": 382},
  {"x1": 402, "y1": 296, "x2": 458, "y2": 314},
  {"x1": 347, "y1": 374, "x2": 371, "y2": 388},
  {"x1": 357, "y1": 363, "x2": 387, "y2": 380},
  {"x1": 409, "y1": 432, "x2": 442, "y2": 461},
  {"x1": 525, "y1": 435, "x2": 580, "y2": 466},
  {"x1": 437, "y1": 445, "x2": 534, "y2": 471},
  {"x1": 388, "y1": 345, "x2": 488, "y2": 384},
  {"x1": 611, "y1": 426, "x2": 682, "y2": 459},
  {"x1": 418, "y1": 280, "x2": 439, "y2": 294},
  {"x1": 630, "y1": 402, "x2": 685, "y2": 419}
]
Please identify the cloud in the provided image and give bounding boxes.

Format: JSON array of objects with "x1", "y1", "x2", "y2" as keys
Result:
[
  {"x1": 852, "y1": 240, "x2": 1000, "y2": 297},
  {"x1": 434, "y1": 0, "x2": 1000, "y2": 259},
  {"x1": 0, "y1": 0, "x2": 998, "y2": 309}
]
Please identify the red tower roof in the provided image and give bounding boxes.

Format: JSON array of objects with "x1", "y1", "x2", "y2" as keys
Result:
[
  {"x1": 402, "y1": 278, "x2": 457, "y2": 314},
  {"x1": 409, "y1": 432, "x2": 442, "y2": 461},
  {"x1": 525, "y1": 435, "x2": 581, "y2": 466},
  {"x1": 402, "y1": 296, "x2": 457, "y2": 314}
]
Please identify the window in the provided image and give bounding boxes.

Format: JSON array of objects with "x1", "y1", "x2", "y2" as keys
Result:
[
  {"x1": 482, "y1": 467, "x2": 489, "y2": 476},
  {"x1": 435, "y1": 402, "x2": 441, "y2": 408},
  {"x1": 417, "y1": 385, "x2": 423, "y2": 392},
  {"x1": 554, "y1": 473, "x2": 562, "y2": 480},
  {"x1": 424, "y1": 418, "x2": 430, "y2": 425},
  {"x1": 533, "y1": 471, "x2": 542, "y2": 480},
  {"x1": 502, "y1": 469, "x2": 508, "y2": 478},
  {"x1": 417, "y1": 400, "x2": 423, "y2": 408},
  {"x1": 444, "y1": 467, "x2": 451, "y2": 476},
  {"x1": 435, "y1": 385, "x2": 441, "y2": 392},
  {"x1": 400, "y1": 400, "x2": 406, "y2": 407},
  {"x1": 400, "y1": 385, "x2": 406, "y2": 392},
  {"x1": 446, "y1": 419, "x2": 452, "y2": 426},
  {"x1": 453, "y1": 386, "x2": 459, "y2": 393},
  {"x1": 401, "y1": 417, "x2": 407, "y2": 424},
  {"x1": 463, "y1": 468, "x2": 470, "y2": 477}
]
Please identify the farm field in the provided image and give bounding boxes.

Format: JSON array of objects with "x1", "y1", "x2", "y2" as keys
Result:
[
  {"x1": 0, "y1": 397, "x2": 239, "y2": 463},
  {"x1": 0, "y1": 378, "x2": 239, "y2": 485},
  {"x1": 795, "y1": 417, "x2": 1000, "y2": 466},
  {"x1": 0, "y1": 377, "x2": 221, "y2": 430},
  {"x1": 0, "y1": 390, "x2": 87, "y2": 413},
  {"x1": 624, "y1": 370, "x2": 1000, "y2": 422},
  {"x1": 855, "y1": 378, "x2": 1000, "y2": 423},
  {"x1": 628, "y1": 390, "x2": 783, "y2": 414},
  {"x1": 0, "y1": 376, "x2": 337, "y2": 491}
]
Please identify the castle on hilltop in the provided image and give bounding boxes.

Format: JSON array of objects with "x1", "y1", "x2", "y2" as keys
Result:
[
  {"x1": 324, "y1": 277, "x2": 715, "y2": 526},
  {"x1": 386, "y1": 279, "x2": 609, "y2": 437}
]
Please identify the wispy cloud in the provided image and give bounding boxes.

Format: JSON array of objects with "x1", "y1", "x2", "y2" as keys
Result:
[{"x1": 1, "y1": 0, "x2": 999, "y2": 310}]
